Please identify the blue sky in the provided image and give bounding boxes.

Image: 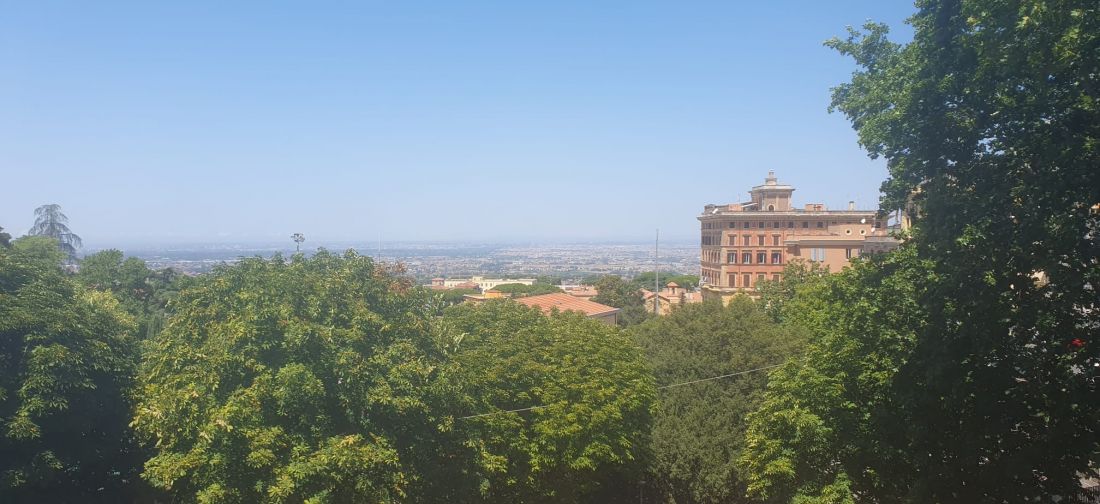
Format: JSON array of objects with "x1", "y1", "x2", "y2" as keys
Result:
[{"x1": 1, "y1": 1, "x2": 916, "y2": 245}]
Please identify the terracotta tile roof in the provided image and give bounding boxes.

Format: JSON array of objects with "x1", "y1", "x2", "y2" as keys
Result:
[{"x1": 516, "y1": 293, "x2": 619, "y2": 318}]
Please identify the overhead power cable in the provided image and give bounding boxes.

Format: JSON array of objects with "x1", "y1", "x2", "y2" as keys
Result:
[
  {"x1": 456, "y1": 362, "x2": 785, "y2": 421},
  {"x1": 655, "y1": 363, "x2": 784, "y2": 390}
]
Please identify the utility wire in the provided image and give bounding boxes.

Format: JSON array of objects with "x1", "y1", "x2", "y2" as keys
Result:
[
  {"x1": 459, "y1": 404, "x2": 551, "y2": 420},
  {"x1": 656, "y1": 363, "x2": 783, "y2": 390},
  {"x1": 457, "y1": 362, "x2": 785, "y2": 421}
]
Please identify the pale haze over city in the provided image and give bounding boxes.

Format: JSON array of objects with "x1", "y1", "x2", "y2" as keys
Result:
[{"x1": 3, "y1": 1, "x2": 913, "y2": 245}]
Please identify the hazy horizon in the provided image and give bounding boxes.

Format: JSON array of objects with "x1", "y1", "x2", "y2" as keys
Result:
[
  {"x1": 78, "y1": 236, "x2": 702, "y2": 251},
  {"x1": 2, "y1": 1, "x2": 916, "y2": 246}
]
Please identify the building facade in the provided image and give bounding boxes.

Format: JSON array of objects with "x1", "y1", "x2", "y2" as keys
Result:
[
  {"x1": 699, "y1": 172, "x2": 898, "y2": 303},
  {"x1": 429, "y1": 276, "x2": 536, "y2": 291}
]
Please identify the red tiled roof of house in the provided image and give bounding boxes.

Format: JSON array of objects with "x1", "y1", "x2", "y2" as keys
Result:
[{"x1": 516, "y1": 293, "x2": 619, "y2": 317}]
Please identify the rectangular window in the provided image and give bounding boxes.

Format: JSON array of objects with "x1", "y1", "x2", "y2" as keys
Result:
[
  {"x1": 758, "y1": 222, "x2": 765, "y2": 229},
  {"x1": 809, "y1": 248, "x2": 826, "y2": 261},
  {"x1": 772, "y1": 235, "x2": 781, "y2": 246},
  {"x1": 729, "y1": 274, "x2": 737, "y2": 287},
  {"x1": 743, "y1": 273, "x2": 751, "y2": 288},
  {"x1": 757, "y1": 251, "x2": 766, "y2": 264},
  {"x1": 727, "y1": 252, "x2": 737, "y2": 264},
  {"x1": 744, "y1": 222, "x2": 751, "y2": 229},
  {"x1": 771, "y1": 252, "x2": 782, "y2": 264},
  {"x1": 728, "y1": 222, "x2": 735, "y2": 228},
  {"x1": 758, "y1": 273, "x2": 766, "y2": 284},
  {"x1": 816, "y1": 221, "x2": 824, "y2": 228},
  {"x1": 802, "y1": 221, "x2": 809, "y2": 228},
  {"x1": 758, "y1": 235, "x2": 765, "y2": 246},
  {"x1": 743, "y1": 236, "x2": 751, "y2": 246},
  {"x1": 787, "y1": 221, "x2": 794, "y2": 228},
  {"x1": 773, "y1": 274, "x2": 781, "y2": 282},
  {"x1": 772, "y1": 221, "x2": 780, "y2": 228},
  {"x1": 845, "y1": 248, "x2": 852, "y2": 259},
  {"x1": 742, "y1": 252, "x2": 752, "y2": 264},
  {"x1": 729, "y1": 235, "x2": 736, "y2": 245}
]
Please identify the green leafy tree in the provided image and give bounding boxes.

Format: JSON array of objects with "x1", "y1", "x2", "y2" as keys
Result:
[
  {"x1": 580, "y1": 274, "x2": 604, "y2": 286},
  {"x1": 592, "y1": 275, "x2": 650, "y2": 327},
  {"x1": 0, "y1": 226, "x2": 12, "y2": 248},
  {"x1": 630, "y1": 298, "x2": 806, "y2": 504},
  {"x1": 77, "y1": 250, "x2": 183, "y2": 339},
  {"x1": 132, "y1": 251, "x2": 446, "y2": 502},
  {"x1": 753, "y1": 259, "x2": 830, "y2": 323},
  {"x1": 534, "y1": 275, "x2": 562, "y2": 286},
  {"x1": 433, "y1": 287, "x2": 481, "y2": 308},
  {"x1": 27, "y1": 204, "x2": 82, "y2": 262},
  {"x1": 737, "y1": 247, "x2": 931, "y2": 503},
  {"x1": 489, "y1": 282, "x2": 563, "y2": 296},
  {"x1": 632, "y1": 272, "x2": 700, "y2": 291},
  {"x1": 0, "y1": 237, "x2": 147, "y2": 502},
  {"x1": 819, "y1": 0, "x2": 1100, "y2": 500},
  {"x1": 441, "y1": 300, "x2": 656, "y2": 503}
]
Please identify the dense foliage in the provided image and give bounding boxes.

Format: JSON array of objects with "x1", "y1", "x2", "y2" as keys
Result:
[
  {"x1": 591, "y1": 275, "x2": 650, "y2": 327},
  {"x1": 443, "y1": 300, "x2": 656, "y2": 503},
  {"x1": 487, "y1": 282, "x2": 563, "y2": 296},
  {"x1": 77, "y1": 249, "x2": 186, "y2": 340},
  {"x1": 630, "y1": 298, "x2": 805, "y2": 504},
  {"x1": 132, "y1": 251, "x2": 445, "y2": 502},
  {"x1": 129, "y1": 251, "x2": 657, "y2": 503},
  {"x1": 753, "y1": 259, "x2": 829, "y2": 324},
  {"x1": 432, "y1": 287, "x2": 481, "y2": 308},
  {"x1": 0, "y1": 237, "x2": 145, "y2": 502},
  {"x1": 737, "y1": 248, "x2": 932, "y2": 502},
  {"x1": 831, "y1": 0, "x2": 1099, "y2": 500},
  {"x1": 739, "y1": 0, "x2": 1100, "y2": 501}
]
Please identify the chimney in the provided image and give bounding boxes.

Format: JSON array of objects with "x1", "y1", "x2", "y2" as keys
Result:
[{"x1": 848, "y1": 201, "x2": 855, "y2": 211}]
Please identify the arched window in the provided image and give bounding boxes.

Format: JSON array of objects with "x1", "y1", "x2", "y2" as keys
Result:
[{"x1": 767, "y1": 204, "x2": 775, "y2": 211}]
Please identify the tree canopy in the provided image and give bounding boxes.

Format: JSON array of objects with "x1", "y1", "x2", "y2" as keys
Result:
[
  {"x1": 737, "y1": 247, "x2": 932, "y2": 503},
  {"x1": 738, "y1": 0, "x2": 1100, "y2": 501},
  {"x1": 0, "y1": 237, "x2": 146, "y2": 502},
  {"x1": 27, "y1": 204, "x2": 82, "y2": 262},
  {"x1": 442, "y1": 300, "x2": 655, "y2": 503},
  {"x1": 827, "y1": 0, "x2": 1100, "y2": 500},
  {"x1": 77, "y1": 249, "x2": 185, "y2": 340},
  {"x1": 132, "y1": 251, "x2": 443, "y2": 502},
  {"x1": 753, "y1": 259, "x2": 830, "y2": 324},
  {"x1": 591, "y1": 275, "x2": 650, "y2": 327},
  {"x1": 131, "y1": 252, "x2": 657, "y2": 503},
  {"x1": 487, "y1": 282, "x2": 563, "y2": 296},
  {"x1": 630, "y1": 298, "x2": 806, "y2": 504}
]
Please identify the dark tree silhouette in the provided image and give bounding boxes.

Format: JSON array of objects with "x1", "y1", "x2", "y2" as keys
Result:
[{"x1": 27, "y1": 204, "x2": 82, "y2": 261}]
